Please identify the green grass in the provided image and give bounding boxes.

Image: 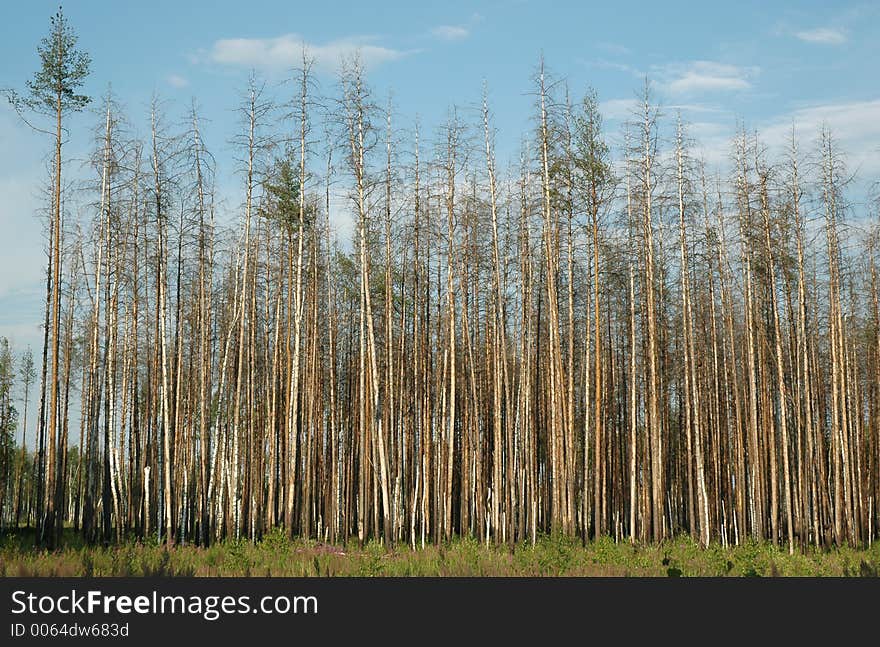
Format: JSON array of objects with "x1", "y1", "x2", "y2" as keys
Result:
[{"x1": 1, "y1": 529, "x2": 878, "y2": 576}]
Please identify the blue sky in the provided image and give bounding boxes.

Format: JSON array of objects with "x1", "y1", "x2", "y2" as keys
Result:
[{"x1": 1, "y1": 0, "x2": 879, "y2": 361}]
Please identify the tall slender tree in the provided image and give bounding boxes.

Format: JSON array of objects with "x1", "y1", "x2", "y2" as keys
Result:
[{"x1": 6, "y1": 7, "x2": 90, "y2": 546}]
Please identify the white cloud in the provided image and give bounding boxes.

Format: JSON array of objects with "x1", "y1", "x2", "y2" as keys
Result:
[
  {"x1": 206, "y1": 33, "x2": 408, "y2": 72},
  {"x1": 329, "y1": 187, "x2": 355, "y2": 246},
  {"x1": 431, "y1": 25, "x2": 469, "y2": 41},
  {"x1": 628, "y1": 99, "x2": 880, "y2": 179},
  {"x1": 167, "y1": 74, "x2": 189, "y2": 88},
  {"x1": 759, "y1": 99, "x2": 880, "y2": 178},
  {"x1": 689, "y1": 122, "x2": 737, "y2": 168},
  {"x1": 795, "y1": 28, "x2": 847, "y2": 45},
  {"x1": 600, "y1": 98, "x2": 638, "y2": 120},
  {"x1": 658, "y1": 61, "x2": 756, "y2": 95}
]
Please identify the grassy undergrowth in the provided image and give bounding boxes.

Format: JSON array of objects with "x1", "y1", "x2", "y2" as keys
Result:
[{"x1": 1, "y1": 528, "x2": 878, "y2": 576}]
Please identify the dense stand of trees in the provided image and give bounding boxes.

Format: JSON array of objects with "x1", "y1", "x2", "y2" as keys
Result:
[{"x1": 3, "y1": 11, "x2": 879, "y2": 552}]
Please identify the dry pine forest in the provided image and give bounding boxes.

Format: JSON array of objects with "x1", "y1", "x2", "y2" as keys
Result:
[{"x1": 2, "y1": 10, "x2": 879, "y2": 556}]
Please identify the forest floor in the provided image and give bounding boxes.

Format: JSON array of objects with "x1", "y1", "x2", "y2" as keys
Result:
[{"x1": 1, "y1": 528, "x2": 878, "y2": 577}]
